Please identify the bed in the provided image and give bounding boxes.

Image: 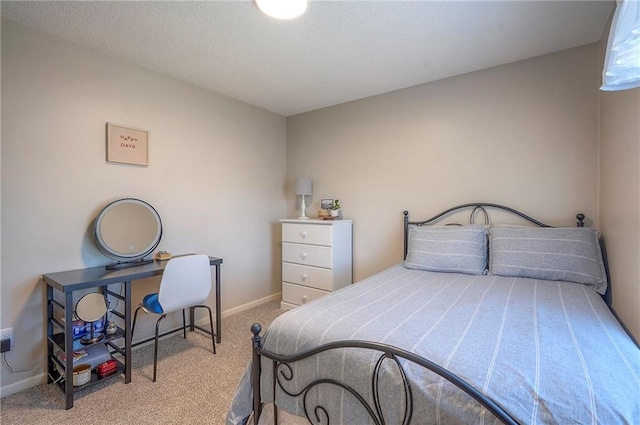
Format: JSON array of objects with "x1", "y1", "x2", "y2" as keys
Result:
[{"x1": 227, "y1": 203, "x2": 640, "y2": 425}]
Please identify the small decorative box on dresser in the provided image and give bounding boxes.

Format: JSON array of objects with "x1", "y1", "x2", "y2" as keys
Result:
[{"x1": 279, "y1": 219, "x2": 353, "y2": 310}]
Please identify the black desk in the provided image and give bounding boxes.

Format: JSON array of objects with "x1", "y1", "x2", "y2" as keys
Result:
[{"x1": 43, "y1": 256, "x2": 223, "y2": 409}]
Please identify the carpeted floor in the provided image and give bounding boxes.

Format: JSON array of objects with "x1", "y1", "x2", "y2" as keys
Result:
[{"x1": 0, "y1": 300, "x2": 284, "y2": 425}]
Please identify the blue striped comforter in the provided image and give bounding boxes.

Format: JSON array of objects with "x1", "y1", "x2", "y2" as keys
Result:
[{"x1": 227, "y1": 265, "x2": 640, "y2": 424}]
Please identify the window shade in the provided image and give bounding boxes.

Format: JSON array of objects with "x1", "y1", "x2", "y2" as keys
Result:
[{"x1": 601, "y1": 0, "x2": 640, "y2": 91}]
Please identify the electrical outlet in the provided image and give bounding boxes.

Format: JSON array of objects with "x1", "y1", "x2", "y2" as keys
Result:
[
  {"x1": 1, "y1": 328, "x2": 13, "y2": 351},
  {"x1": 0, "y1": 328, "x2": 12, "y2": 340}
]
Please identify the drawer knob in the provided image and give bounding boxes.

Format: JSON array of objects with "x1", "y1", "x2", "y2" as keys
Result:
[
  {"x1": 300, "y1": 231, "x2": 307, "y2": 239},
  {"x1": 301, "y1": 252, "x2": 307, "y2": 260},
  {"x1": 301, "y1": 274, "x2": 307, "y2": 282},
  {"x1": 302, "y1": 295, "x2": 307, "y2": 304}
]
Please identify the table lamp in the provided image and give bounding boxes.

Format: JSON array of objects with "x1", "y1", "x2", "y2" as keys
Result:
[{"x1": 295, "y1": 177, "x2": 312, "y2": 219}]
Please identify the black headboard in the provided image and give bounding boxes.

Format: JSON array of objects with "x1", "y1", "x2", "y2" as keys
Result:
[{"x1": 402, "y1": 203, "x2": 611, "y2": 306}]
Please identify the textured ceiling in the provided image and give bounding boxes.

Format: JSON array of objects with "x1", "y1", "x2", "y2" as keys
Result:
[{"x1": 1, "y1": 1, "x2": 614, "y2": 116}]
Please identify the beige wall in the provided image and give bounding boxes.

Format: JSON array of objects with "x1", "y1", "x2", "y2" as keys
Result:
[
  {"x1": 3, "y1": 13, "x2": 636, "y2": 399},
  {"x1": 598, "y1": 40, "x2": 640, "y2": 340},
  {"x1": 287, "y1": 45, "x2": 600, "y2": 282},
  {"x1": 1, "y1": 19, "x2": 286, "y2": 394}
]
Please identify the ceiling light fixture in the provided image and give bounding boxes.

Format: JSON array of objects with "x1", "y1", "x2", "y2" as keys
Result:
[{"x1": 256, "y1": 0, "x2": 307, "y2": 20}]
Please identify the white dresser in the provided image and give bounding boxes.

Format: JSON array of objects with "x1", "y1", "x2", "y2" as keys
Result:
[{"x1": 279, "y1": 219, "x2": 353, "y2": 310}]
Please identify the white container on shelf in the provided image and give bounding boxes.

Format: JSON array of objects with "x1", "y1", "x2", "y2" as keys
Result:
[{"x1": 72, "y1": 364, "x2": 91, "y2": 386}]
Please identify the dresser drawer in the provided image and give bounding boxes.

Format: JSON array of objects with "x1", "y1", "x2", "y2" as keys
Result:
[
  {"x1": 282, "y1": 223, "x2": 332, "y2": 246},
  {"x1": 282, "y1": 282, "x2": 329, "y2": 307},
  {"x1": 282, "y1": 262, "x2": 333, "y2": 291},
  {"x1": 282, "y1": 242, "x2": 332, "y2": 269}
]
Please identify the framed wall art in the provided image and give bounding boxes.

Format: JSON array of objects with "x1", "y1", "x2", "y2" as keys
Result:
[
  {"x1": 321, "y1": 199, "x2": 334, "y2": 210},
  {"x1": 106, "y1": 123, "x2": 149, "y2": 166}
]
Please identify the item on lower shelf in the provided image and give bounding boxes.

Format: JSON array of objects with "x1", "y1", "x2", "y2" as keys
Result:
[
  {"x1": 72, "y1": 364, "x2": 91, "y2": 386},
  {"x1": 105, "y1": 321, "x2": 117, "y2": 335},
  {"x1": 97, "y1": 359, "x2": 118, "y2": 377},
  {"x1": 60, "y1": 312, "x2": 107, "y2": 341},
  {"x1": 56, "y1": 343, "x2": 111, "y2": 372},
  {"x1": 59, "y1": 349, "x2": 88, "y2": 363},
  {"x1": 71, "y1": 320, "x2": 87, "y2": 339}
]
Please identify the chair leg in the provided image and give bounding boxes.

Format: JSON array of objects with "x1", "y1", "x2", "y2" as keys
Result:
[
  {"x1": 190, "y1": 305, "x2": 216, "y2": 355},
  {"x1": 153, "y1": 314, "x2": 166, "y2": 382},
  {"x1": 182, "y1": 309, "x2": 187, "y2": 339},
  {"x1": 131, "y1": 306, "x2": 142, "y2": 341}
]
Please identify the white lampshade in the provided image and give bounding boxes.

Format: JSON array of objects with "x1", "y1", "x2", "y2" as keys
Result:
[
  {"x1": 295, "y1": 177, "x2": 312, "y2": 196},
  {"x1": 256, "y1": 0, "x2": 307, "y2": 20}
]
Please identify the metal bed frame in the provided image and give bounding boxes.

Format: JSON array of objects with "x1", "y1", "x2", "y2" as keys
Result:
[
  {"x1": 250, "y1": 323, "x2": 518, "y2": 425},
  {"x1": 401, "y1": 203, "x2": 608, "y2": 304},
  {"x1": 248, "y1": 203, "x2": 612, "y2": 425}
]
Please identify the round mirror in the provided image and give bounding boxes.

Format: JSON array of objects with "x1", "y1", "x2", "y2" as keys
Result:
[
  {"x1": 76, "y1": 293, "x2": 108, "y2": 322},
  {"x1": 76, "y1": 293, "x2": 108, "y2": 344},
  {"x1": 94, "y1": 198, "x2": 162, "y2": 265}
]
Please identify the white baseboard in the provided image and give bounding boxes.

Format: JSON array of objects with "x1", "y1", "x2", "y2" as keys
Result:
[
  {"x1": 0, "y1": 372, "x2": 47, "y2": 398},
  {"x1": 135, "y1": 292, "x2": 282, "y2": 348},
  {"x1": 220, "y1": 292, "x2": 281, "y2": 319},
  {"x1": 0, "y1": 292, "x2": 281, "y2": 398}
]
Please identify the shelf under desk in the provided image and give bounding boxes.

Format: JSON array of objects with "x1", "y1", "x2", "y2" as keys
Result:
[{"x1": 43, "y1": 255, "x2": 223, "y2": 409}]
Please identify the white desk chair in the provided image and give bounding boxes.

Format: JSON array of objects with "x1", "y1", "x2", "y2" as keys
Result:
[{"x1": 131, "y1": 254, "x2": 216, "y2": 382}]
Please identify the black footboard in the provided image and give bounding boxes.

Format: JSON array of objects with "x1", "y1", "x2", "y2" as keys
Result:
[{"x1": 250, "y1": 323, "x2": 519, "y2": 425}]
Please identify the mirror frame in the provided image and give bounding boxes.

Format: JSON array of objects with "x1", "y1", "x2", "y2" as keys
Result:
[
  {"x1": 76, "y1": 292, "x2": 108, "y2": 323},
  {"x1": 93, "y1": 198, "x2": 163, "y2": 263},
  {"x1": 75, "y1": 292, "x2": 108, "y2": 344}
]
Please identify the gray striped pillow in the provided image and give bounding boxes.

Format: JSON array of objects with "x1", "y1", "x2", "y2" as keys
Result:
[
  {"x1": 404, "y1": 225, "x2": 487, "y2": 275},
  {"x1": 489, "y1": 226, "x2": 607, "y2": 294}
]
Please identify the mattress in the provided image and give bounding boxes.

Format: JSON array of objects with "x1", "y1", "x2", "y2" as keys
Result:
[{"x1": 227, "y1": 264, "x2": 640, "y2": 424}]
